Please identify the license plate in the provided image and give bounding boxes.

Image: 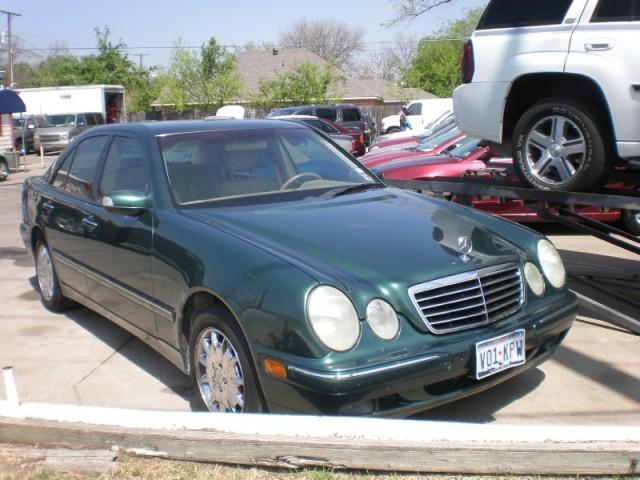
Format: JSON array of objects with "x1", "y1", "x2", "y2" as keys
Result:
[{"x1": 475, "y1": 329, "x2": 525, "y2": 380}]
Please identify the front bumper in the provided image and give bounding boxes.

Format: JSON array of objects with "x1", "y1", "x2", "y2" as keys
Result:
[
  {"x1": 34, "y1": 139, "x2": 69, "y2": 152},
  {"x1": 258, "y1": 291, "x2": 577, "y2": 416}
]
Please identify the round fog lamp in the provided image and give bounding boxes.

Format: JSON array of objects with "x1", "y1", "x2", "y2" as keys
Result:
[
  {"x1": 538, "y1": 239, "x2": 566, "y2": 289},
  {"x1": 366, "y1": 299, "x2": 400, "y2": 340},
  {"x1": 524, "y1": 262, "x2": 545, "y2": 297}
]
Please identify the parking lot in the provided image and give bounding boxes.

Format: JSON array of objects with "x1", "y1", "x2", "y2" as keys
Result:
[{"x1": 1, "y1": 156, "x2": 638, "y2": 425}]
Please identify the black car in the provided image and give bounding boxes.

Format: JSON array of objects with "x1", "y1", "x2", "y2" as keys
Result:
[{"x1": 268, "y1": 104, "x2": 373, "y2": 145}]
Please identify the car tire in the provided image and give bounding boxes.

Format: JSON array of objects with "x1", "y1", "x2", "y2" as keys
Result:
[
  {"x1": 513, "y1": 98, "x2": 608, "y2": 192},
  {"x1": 34, "y1": 239, "x2": 73, "y2": 312},
  {"x1": 622, "y1": 189, "x2": 640, "y2": 235},
  {"x1": 189, "y1": 305, "x2": 264, "y2": 413},
  {"x1": 0, "y1": 161, "x2": 8, "y2": 181}
]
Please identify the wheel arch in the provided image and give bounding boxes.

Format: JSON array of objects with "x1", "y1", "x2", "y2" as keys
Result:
[
  {"x1": 503, "y1": 73, "x2": 616, "y2": 155},
  {"x1": 30, "y1": 225, "x2": 45, "y2": 253},
  {"x1": 179, "y1": 287, "x2": 268, "y2": 409}
]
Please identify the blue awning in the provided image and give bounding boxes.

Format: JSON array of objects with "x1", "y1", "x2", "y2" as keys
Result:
[{"x1": 0, "y1": 89, "x2": 26, "y2": 114}]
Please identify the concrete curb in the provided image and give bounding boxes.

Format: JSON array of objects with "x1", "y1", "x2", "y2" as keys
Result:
[{"x1": 0, "y1": 401, "x2": 638, "y2": 474}]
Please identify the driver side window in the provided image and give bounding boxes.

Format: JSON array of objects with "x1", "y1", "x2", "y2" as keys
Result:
[{"x1": 99, "y1": 136, "x2": 149, "y2": 201}]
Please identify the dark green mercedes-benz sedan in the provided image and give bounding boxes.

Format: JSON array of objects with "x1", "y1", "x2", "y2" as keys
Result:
[{"x1": 20, "y1": 120, "x2": 577, "y2": 416}]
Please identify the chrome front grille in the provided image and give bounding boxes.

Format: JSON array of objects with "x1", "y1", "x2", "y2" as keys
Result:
[
  {"x1": 409, "y1": 264, "x2": 524, "y2": 334},
  {"x1": 38, "y1": 134, "x2": 61, "y2": 143}
]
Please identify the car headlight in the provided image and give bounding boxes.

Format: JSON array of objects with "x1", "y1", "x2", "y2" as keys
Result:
[
  {"x1": 366, "y1": 299, "x2": 400, "y2": 340},
  {"x1": 524, "y1": 262, "x2": 545, "y2": 297},
  {"x1": 538, "y1": 239, "x2": 566, "y2": 289},
  {"x1": 307, "y1": 286, "x2": 360, "y2": 352}
]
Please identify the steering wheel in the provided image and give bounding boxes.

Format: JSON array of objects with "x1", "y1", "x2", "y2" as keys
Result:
[{"x1": 280, "y1": 172, "x2": 323, "y2": 190}]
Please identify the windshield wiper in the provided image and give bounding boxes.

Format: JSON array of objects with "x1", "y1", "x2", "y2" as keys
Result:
[{"x1": 320, "y1": 182, "x2": 385, "y2": 199}]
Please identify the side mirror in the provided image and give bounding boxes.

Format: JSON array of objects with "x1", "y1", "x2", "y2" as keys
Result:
[
  {"x1": 102, "y1": 190, "x2": 148, "y2": 215},
  {"x1": 77, "y1": 121, "x2": 86, "y2": 127},
  {"x1": 27, "y1": 124, "x2": 36, "y2": 129}
]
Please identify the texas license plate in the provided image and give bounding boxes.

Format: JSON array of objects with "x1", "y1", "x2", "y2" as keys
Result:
[{"x1": 475, "y1": 329, "x2": 525, "y2": 380}]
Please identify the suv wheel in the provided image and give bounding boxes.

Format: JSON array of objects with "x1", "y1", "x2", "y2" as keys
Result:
[{"x1": 513, "y1": 98, "x2": 607, "y2": 191}]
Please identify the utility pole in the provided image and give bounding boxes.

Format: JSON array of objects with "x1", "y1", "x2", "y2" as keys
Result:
[
  {"x1": 135, "y1": 53, "x2": 149, "y2": 70},
  {"x1": 0, "y1": 9, "x2": 21, "y2": 88}
]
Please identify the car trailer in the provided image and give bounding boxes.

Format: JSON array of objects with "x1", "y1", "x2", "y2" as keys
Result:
[{"x1": 387, "y1": 168, "x2": 640, "y2": 335}]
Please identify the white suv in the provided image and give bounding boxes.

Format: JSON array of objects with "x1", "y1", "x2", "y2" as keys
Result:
[{"x1": 453, "y1": 0, "x2": 640, "y2": 191}]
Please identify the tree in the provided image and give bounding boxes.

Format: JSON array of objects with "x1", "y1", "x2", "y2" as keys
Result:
[
  {"x1": 388, "y1": 0, "x2": 460, "y2": 24},
  {"x1": 27, "y1": 27, "x2": 156, "y2": 112},
  {"x1": 279, "y1": 19, "x2": 364, "y2": 71},
  {"x1": 158, "y1": 37, "x2": 242, "y2": 111},
  {"x1": 403, "y1": 8, "x2": 483, "y2": 97},
  {"x1": 254, "y1": 61, "x2": 344, "y2": 110},
  {"x1": 356, "y1": 33, "x2": 418, "y2": 82}
]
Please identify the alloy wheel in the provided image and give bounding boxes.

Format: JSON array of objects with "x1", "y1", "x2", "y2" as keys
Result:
[
  {"x1": 195, "y1": 327, "x2": 245, "y2": 412},
  {"x1": 524, "y1": 115, "x2": 587, "y2": 186},
  {"x1": 36, "y1": 244, "x2": 55, "y2": 301}
]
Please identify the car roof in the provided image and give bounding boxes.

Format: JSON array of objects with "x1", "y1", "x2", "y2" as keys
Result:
[{"x1": 84, "y1": 119, "x2": 304, "y2": 136}]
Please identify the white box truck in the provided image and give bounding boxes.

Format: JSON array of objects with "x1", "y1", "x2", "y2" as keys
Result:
[
  {"x1": 380, "y1": 98, "x2": 453, "y2": 134},
  {"x1": 17, "y1": 85, "x2": 126, "y2": 123}
]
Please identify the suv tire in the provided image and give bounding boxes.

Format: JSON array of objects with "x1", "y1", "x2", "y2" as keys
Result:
[{"x1": 513, "y1": 98, "x2": 608, "y2": 192}]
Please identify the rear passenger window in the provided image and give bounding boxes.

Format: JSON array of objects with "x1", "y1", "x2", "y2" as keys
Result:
[
  {"x1": 86, "y1": 114, "x2": 97, "y2": 126},
  {"x1": 315, "y1": 108, "x2": 337, "y2": 122},
  {"x1": 296, "y1": 108, "x2": 314, "y2": 115},
  {"x1": 99, "y1": 136, "x2": 148, "y2": 199},
  {"x1": 65, "y1": 136, "x2": 108, "y2": 200},
  {"x1": 477, "y1": 0, "x2": 573, "y2": 29},
  {"x1": 341, "y1": 108, "x2": 361, "y2": 122},
  {"x1": 592, "y1": 0, "x2": 639, "y2": 21}
]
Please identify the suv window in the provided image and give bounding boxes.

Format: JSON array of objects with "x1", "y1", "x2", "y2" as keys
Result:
[
  {"x1": 65, "y1": 136, "x2": 108, "y2": 200},
  {"x1": 341, "y1": 108, "x2": 361, "y2": 122},
  {"x1": 592, "y1": 0, "x2": 639, "y2": 21},
  {"x1": 477, "y1": 0, "x2": 573, "y2": 29},
  {"x1": 76, "y1": 113, "x2": 87, "y2": 127},
  {"x1": 94, "y1": 113, "x2": 105, "y2": 125},
  {"x1": 315, "y1": 108, "x2": 337, "y2": 122},
  {"x1": 86, "y1": 113, "x2": 98, "y2": 126},
  {"x1": 296, "y1": 108, "x2": 314, "y2": 115},
  {"x1": 407, "y1": 103, "x2": 422, "y2": 116},
  {"x1": 99, "y1": 136, "x2": 148, "y2": 200}
]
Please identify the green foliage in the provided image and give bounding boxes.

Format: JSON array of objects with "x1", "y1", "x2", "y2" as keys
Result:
[
  {"x1": 157, "y1": 37, "x2": 242, "y2": 111},
  {"x1": 403, "y1": 7, "x2": 483, "y2": 98},
  {"x1": 254, "y1": 61, "x2": 344, "y2": 109},
  {"x1": 21, "y1": 27, "x2": 156, "y2": 112}
]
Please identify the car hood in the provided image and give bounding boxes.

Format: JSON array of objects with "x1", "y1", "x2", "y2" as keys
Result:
[
  {"x1": 375, "y1": 154, "x2": 458, "y2": 172},
  {"x1": 182, "y1": 188, "x2": 527, "y2": 329}
]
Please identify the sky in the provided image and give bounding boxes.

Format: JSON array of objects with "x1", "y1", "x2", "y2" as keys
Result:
[{"x1": 2, "y1": 0, "x2": 486, "y2": 69}]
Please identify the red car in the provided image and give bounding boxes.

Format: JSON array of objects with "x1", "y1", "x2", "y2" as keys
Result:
[
  {"x1": 377, "y1": 138, "x2": 633, "y2": 228},
  {"x1": 362, "y1": 129, "x2": 465, "y2": 169}
]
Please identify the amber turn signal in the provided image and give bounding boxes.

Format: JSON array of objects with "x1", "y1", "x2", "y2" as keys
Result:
[{"x1": 263, "y1": 358, "x2": 287, "y2": 379}]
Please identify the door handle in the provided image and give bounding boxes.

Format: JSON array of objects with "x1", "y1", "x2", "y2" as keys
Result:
[
  {"x1": 82, "y1": 216, "x2": 99, "y2": 231},
  {"x1": 585, "y1": 41, "x2": 613, "y2": 52},
  {"x1": 42, "y1": 201, "x2": 54, "y2": 213}
]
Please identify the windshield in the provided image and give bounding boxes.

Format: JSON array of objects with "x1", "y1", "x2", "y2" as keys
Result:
[
  {"x1": 448, "y1": 137, "x2": 482, "y2": 158},
  {"x1": 159, "y1": 127, "x2": 377, "y2": 206},
  {"x1": 44, "y1": 114, "x2": 76, "y2": 127},
  {"x1": 417, "y1": 127, "x2": 460, "y2": 151}
]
